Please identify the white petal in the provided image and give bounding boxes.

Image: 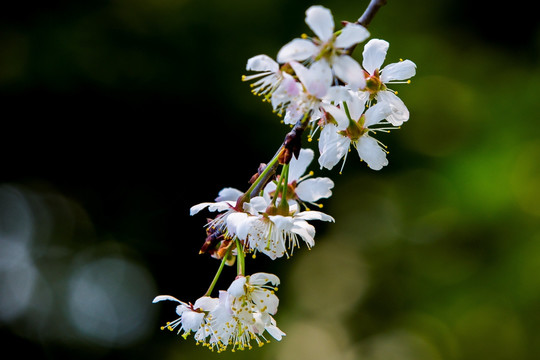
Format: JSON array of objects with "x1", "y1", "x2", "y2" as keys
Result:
[
  {"x1": 193, "y1": 296, "x2": 219, "y2": 311},
  {"x1": 356, "y1": 136, "x2": 388, "y2": 170},
  {"x1": 321, "y1": 103, "x2": 349, "y2": 131},
  {"x1": 181, "y1": 310, "x2": 205, "y2": 332},
  {"x1": 381, "y1": 59, "x2": 416, "y2": 82},
  {"x1": 376, "y1": 90, "x2": 409, "y2": 126},
  {"x1": 347, "y1": 90, "x2": 370, "y2": 120},
  {"x1": 249, "y1": 272, "x2": 280, "y2": 286},
  {"x1": 152, "y1": 295, "x2": 182, "y2": 304},
  {"x1": 269, "y1": 215, "x2": 294, "y2": 232},
  {"x1": 226, "y1": 212, "x2": 249, "y2": 237},
  {"x1": 334, "y1": 23, "x2": 370, "y2": 48},
  {"x1": 305, "y1": 5, "x2": 334, "y2": 42},
  {"x1": 277, "y1": 38, "x2": 318, "y2": 63},
  {"x1": 215, "y1": 187, "x2": 243, "y2": 202},
  {"x1": 291, "y1": 221, "x2": 316, "y2": 246},
  {"x1": 296, "y1": 177, "x2": 334, "y2": 202},
  {"x1": 323, "y1": 85, "x2": 352, "y2": 103},
  {"x1": 291, "y1": 60, "x2": 332, "y2": 98},
  {"x1": 189, "y1": 202, "x2": 212, "y2": 215},
  {"x1": 265, "y1": 322, "x2": 286, "y2": 341},
  {"x1": 364, "y1": 102, "x2": 392, "y2": 127},
  {"x1": 207, "y1": 201, "x2": 234, "y2": 213},
  {"x1": 246, "y1": 54, "x2": 279, "y2": 72},
  {"x1": 318, "y1": 125, "x2": 350, "y2": 170},
  {"x1": 289, "y1": 148, "x2": 314, "y2": 181},
  {"x1": 246, "y1": 196, "x2": 268, "y2": 213},
  {"x1": 295, "y1": 210, "x2": 335, "y2": 222},
  {"x1": 227, "y1": 276, "x2": 247, "y2": 297},
  {"x1": 362, "y1": 38, "x2": 389, "y2": 74},
  {"x1": 332, "y1": 55, "x2": 366, "y2": 90}
]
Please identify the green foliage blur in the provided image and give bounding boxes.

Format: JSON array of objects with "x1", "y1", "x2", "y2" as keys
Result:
[{"x1": 1, "y1": 0, "x2": 539, "y2": 359}]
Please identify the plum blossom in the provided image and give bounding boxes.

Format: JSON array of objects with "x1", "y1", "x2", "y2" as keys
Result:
[
  {"x1": 361, "y1": 38, "x2": 416, "y2": 125},
  {"x1": 205, "y1": 275, "x2": 285, "y2": 352},
  {"x1": 152, "y1": 295, "x2": 218, "y2": 341},
  {"x1": 277, "y1": 5, "x2": 369, "y2": 89},
  {"x1": 318, "y1": 101, "x2": 394, "y2": 171},
  {"x1": 235, "y1": 197, "x2": 334, "y2": 259}
]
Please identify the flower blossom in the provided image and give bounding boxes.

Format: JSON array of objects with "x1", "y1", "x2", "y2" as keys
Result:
[
  {"x1": 235, "y1": 197, "x2": 334, "y2": 259},
  {"x1": 152, "y1": 295, "x2": 218, "y2": 341},
  {"x1": 318, "y1": 101, "x2": 394, "y2": 171},
  {"x1": 277, "y1": 5, "x2": 370, "y2": 89},
  {"x1": 361, "y1": 38, "x2": 416, "y2": 125}
]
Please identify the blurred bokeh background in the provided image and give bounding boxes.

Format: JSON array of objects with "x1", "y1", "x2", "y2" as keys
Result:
[{"x1": 1, "y1": 0, "x2": 539, "y2": 359}]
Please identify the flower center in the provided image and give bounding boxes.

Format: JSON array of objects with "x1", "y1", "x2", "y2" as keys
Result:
[{"x1": 364, "y1": 69, "x2": 385, "y2": 94}]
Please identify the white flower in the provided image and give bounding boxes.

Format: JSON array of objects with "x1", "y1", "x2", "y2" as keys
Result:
[
  {"x1": 318, "y1": 102, "x2": 394, "y2": 171},
  {"x1": 152, "y1": 295, "x2": 219, "y2": 341},
  {"x1": 280, "y1": 60, "x2": 348, "y2": 126},
  {"x1": 236, "y1": 197, "x2": 334, "y2": 259},
  {"x1": 242, "y1": 54, "x2": 286, "y2": 101},
  {"x1": 206, "y1": 275, "x2": 286, "y2": 352},
  {"x1": 361, "y1": 38, "x2": 416, "y2": 125},
  {"x1": 277, "y1": 5, "x2": 370, "y2": 89},
  {"x1": 264, "y1": 148, "x2": 334, "y2": 209},
  {"x1": 190, "y1": 188, "x2": 266, "y2": 240}
]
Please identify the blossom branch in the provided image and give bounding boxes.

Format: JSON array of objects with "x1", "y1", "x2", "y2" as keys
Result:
[
  {"x1": 246, "y1": 0, "x2": 388, "y2": 197},
  {"x1": 357, "y1": 0, "x2": 387, "y2": 28}
]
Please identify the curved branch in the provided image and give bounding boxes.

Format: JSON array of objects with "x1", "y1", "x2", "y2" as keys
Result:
[{"x1": 357, "y1": 0, "x2": 387, "y2": 28}]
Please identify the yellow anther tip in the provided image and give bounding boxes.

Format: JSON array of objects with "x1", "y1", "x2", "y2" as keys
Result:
[
  {"x1": 318, "y1": 204, "x2": 323, "y2": 208},
  {"x1": 301, "y1": 33, "x2": 308, "y2": 39}
]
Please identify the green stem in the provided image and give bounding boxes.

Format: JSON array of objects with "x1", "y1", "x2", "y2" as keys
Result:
[
  {"x1": 235, "y1": 237, "x2": 245, "y2": 276},
  {"x1": 204, "y1": 247, "x2": 231, "y2": 297},
  {"x1": 278, "y1": 163, "x2": 290, "y2": 212},
  {"x1": 242, "y1": 150, "x2": 282, "y2": 202}
]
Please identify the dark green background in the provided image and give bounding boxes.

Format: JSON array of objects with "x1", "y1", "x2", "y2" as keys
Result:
[{"x1": 1, "y1": 0, "x2": 539, "y2": 359}]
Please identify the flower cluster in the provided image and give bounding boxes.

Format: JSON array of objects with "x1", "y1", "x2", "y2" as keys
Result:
[
  {"x1": 153, "y1": 273, "x2": 284, "y2": 352},
  {"x1": 153, "y1": 3, "x2": 415, "y2": 353},
  {"x1": 244, "y1": 5, "x2": 416, "y2": 171}
]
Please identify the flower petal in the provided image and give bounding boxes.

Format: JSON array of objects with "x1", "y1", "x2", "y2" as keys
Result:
[
  {"x1": 381, "y1": 59, "x2": 416, "y2": 82},
  {"x1": 291, "y1": 60, "x2": 332, "y2": 98},
  {"x1": 152, "y1": 295, "x2": 182, "y2": 304},
  {"x1": 332, "y1": 55, "x2": 366, "y2": 90},
  {"x1": 193, "y1": 296, "x2": 219, "y2": 312},
  {"x1": 265, "y1": 320, "x2": 286, "y2": 341},
  {"x1": 305, "y1": 5, "x2": 334, "y2": 42},
  {"x1": 362, "y1": 38, "x2": 389, "y2": 74},
  {"x1": 356, "y1": 136, "x2": 388, "y2": 170},
  {"x1": 376, "y1": 90, "x2": 409, "y2": 125},
  {"x1": 249, "y1": 272, "x2": 281, "y2": 286},
  {"x1": 334, "y1": 23, "x2": 370, "y2": 48},
  {"x1": 246, "y1": 54, "x2": 279, "y2": 72},
  {"x1": 318, "y1": 125, "x2": 350, "y2": 170},
  {"x1": 364, "y1": 102, "x2": 392, "y2": 127},
  {"x1": 228, "y1": 276, "x2": 247, "y2": 297},
  {"x1": 181, "y1": 310, "x2": 205, "y2": 332},
  {"x1": 321, "y1": 103, "x2": 349, "y2": 131},
  {"x1": 289, "y1": 148, "x2": 314, "y2": 181},
  {"x1": 296, "y1": 177, "x2": 334, "y2": 202},
  {"x1": 215, "y1": 187, "x2": 243, "y2": 202},
  {"x1": 295, "y1": 210, "x2": 335, "y2": 222},
  {"x1": 277, "y1": 38, "x2": 318, "y2": 63}
]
